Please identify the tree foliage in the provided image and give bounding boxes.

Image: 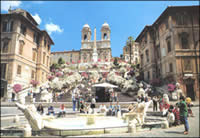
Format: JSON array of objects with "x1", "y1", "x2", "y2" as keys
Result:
[{"x1": 58, "y1": 57, "x2": 65, "y2": 65}]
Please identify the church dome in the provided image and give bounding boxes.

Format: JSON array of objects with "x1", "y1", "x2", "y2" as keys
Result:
[
  {"x1": 102, "y1": 22, "x2": 110, "y2": 28},
  {"x1": 83, "y1": 24, "x2": 90, "y2": 28}
]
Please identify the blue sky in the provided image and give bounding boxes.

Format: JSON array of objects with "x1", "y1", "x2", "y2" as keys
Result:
[{"x1": 1, "y1": 1, "x2": 199, "y2": 57}]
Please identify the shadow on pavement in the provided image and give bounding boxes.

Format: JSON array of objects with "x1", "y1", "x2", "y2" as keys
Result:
[{"x1": 164, "y1": 131, "x2": 183, "y2": 134}]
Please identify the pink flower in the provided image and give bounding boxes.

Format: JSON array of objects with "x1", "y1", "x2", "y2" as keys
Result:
[
  {"x1": 105, "y1": 59, "x2": 108, "y2": 62},
  {"x1": 13, "y1": 84, "x2": 22, "y2": 93},
  {"x1": 77, "y1": 60, "x2": 81, "y2": 63},
  {"x1": 30, "y1": 80, "x2": 39, "y2": 87},
  {"x1": 98, "y1": 58, "x2": 101, "y2": 62},
  {"x1": 66, "y1": 62, "x2": 69, "y2": 65},
  {"x1": 47, "y1": 75, "x2": 54, "y2": 81},
  {"x1": 55, "y1": 72, "x2": 62, "y2": 77}
]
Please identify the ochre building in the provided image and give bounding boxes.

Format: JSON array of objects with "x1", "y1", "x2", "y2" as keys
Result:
[
  {"x1": 136, "y1": 5, "x2": 199, "y2": 100},
  {"x1": 1, "y1": 8, "x2": 54, "y2": 87}
]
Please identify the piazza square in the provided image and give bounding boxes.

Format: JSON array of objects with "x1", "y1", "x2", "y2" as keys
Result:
[{"x1": 0, "y1": 1, "x2": 199, "y2": 138}]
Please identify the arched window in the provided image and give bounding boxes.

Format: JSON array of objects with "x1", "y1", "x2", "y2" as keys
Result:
[
  {"x1": 103, "y1": 33, "x2": 107, "y2": 39},
  {"x1": 84, "y1": 34, "x2": 87, "y2": 40},
  {"x1": 19, "y1": 40, "x2": 25, "y2": 55},
  {"x1": 167, "y1": 40, "x2": 171, "y2": 52}
]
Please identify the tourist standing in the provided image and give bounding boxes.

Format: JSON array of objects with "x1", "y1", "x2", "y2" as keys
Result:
[
  {"x1": 137, "y1": 96, "x2": 141, "y2": 103},
  {"x1": 108, "y1": 102, "x2": 115, "y2": 116},
  {"x1": 158, "y1": 95, "x2": 163, "y2": 111},
  {"x1": 75, "y1": 88, "x2": 80, "y2": 111},
  {"x1": 177, "y1": 96, "x2": 189, "y2": 135},
  {"x1": 80, "y1": 101, "x2": 85, "y2": 113},
  {"x1": 72, "y1": 89, "x2": 76, "y2": 111},
  {"x1": 141, "y1": 94, "x2": 145, "y2": 102},
  {"x1": 153, "y1": 96, "x2": 158, "y2": 111},
  {"x1": 91, "y1": 96, "x2": 96, "y2": 114},
  {"x1": 114, "y1": 92, "x2": 118, "y2": 102},
  {"x1": 114, "y1": 102, "x2": 121, "y2": 117}
]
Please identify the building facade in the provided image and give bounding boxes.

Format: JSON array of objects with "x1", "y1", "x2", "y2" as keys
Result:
[
  {"x1": 136, "y1": 6, "x2": 199, "y2": 100},
  {"x1": 51, "y1": 50, "x2": 80, "y2": 64},
  {"x1": 1, "y1": 8, "x2": 54, "y2": 88},
  {"x1": 123, "y1": 42, "x2": 139, "y2": 64},
  {"x1": 51, "y1": 22, "x2": 112, "y2": 64}
]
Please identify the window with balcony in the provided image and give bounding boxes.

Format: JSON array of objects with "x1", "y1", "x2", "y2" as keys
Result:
[
  {"x1": 17, "y1": 65, "x2": 22, "y2": 75},
  {"x1": 20, "y1": 24, "x2": 26, "y2": 35},
  {"x1": 1, "y1": 63, "x2": 7, "y2": 79}
]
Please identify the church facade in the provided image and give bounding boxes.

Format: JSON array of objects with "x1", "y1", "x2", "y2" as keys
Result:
[{"x1": 51, "y1": 22, "x2": 112, "y2": 64}]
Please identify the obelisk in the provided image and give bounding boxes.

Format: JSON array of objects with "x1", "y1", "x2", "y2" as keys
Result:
[{"x1": 92, "y1": 27, "x2": 98, "y2": 62}]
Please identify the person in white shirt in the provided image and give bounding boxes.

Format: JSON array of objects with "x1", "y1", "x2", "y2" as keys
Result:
[
  {"x1": 99, "y1": 103, "x2": 107, "y2": 114},
  {"x1": 90, "y1": 96, "x2": 96, "y2": 114}
]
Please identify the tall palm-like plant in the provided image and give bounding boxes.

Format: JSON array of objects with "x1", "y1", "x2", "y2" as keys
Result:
[{"x1": 126, "y1": 36, "x2": 135, "y2": 64}]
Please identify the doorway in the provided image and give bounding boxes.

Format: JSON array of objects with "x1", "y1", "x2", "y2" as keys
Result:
[
  {"x1": 186, "y1": 84, "x2": 195, "y2": 101},
  {"x1": 185, "y1": 78, "x2": 195, "y2": 101},
  {"x1": 96, "y1": 87, "x2": 105, "y2": 102}
]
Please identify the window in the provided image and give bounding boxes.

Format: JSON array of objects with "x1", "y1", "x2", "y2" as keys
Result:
[
  {"x1": 48, "y1": 45, "x2": 50, "y2": 51},
  {"x1": 19, "y1": 44, "x2": 23, "y2": 55},
  {"x1": 165, "y1": 19, "x2": 168, "y2": 29},
  {"x1": 145, "y1": 50, "x2": 149, "y2": 62},
  {"x1": 103, "y1": 33, "x2": 107, "y2": 39},
  {"x1": 17, "y1": 65, "x2": 22, "y2": 75},
  {"x1": 20, "y1": 24, "x2": 26, "y2": 35},
  {"x1": 2, "y1": 41, "x2": 9, "y2": 53},
  {"x1": 47, "y1": 56, "x2": 49, "y2": 67},
  {"x1": 176, "y1": 12, "x2": 188, "y2": 25},
  {"x1": 145, "y1": 33, "x2": 147, "y2": 43},
  {"x1": 184, "y1": 59, "x2": 192, "y2": 71},
  {"x1": 43, "y1": 52, "x2": 46, "y2": 64},
  {"x1": 44, "y1": 39, "x2": 46, "y2": 47},
  {"x1": 34, "y1": 32, "x2": 39, "y2": 44},
  {"x1": 167, "y1": 40, "x2": 171, "y2": 53},
  {"x1": 84, "y1": 34, "x2": 87, "y2": 40},
  {"x1": 31, "y1": 70, "x2": 35, "y2": 79},
  {"x1": 1, "y1": 63, "x2": 7, "y2": 79},
  {"x1": 180, "y1": 32, "x2": 189, "y2": 49},
  {"x1": 147, "y1": 71, "x2": 150, "y2": 80},
  {"x1": 169, "y1": 63, "x2": 173, "y2": 72},
  {"x1": 42, "y1": 72, "x2": 44, "y2": 82},
  {"x1": 32, "y1": 50, "x2": 36, "y2": 61},
  {"x1": 2, "y1": 21, "x2": 14, "y2": 32},
  {"x1": 141, "y1": 54, "x2": 144, "y2": 66},
  {"x1": 10, "y1": 21, "x2": 14, "y2": 32},
  {"x1": 3, "y1": 21, "x2": 8, "y2": 32}
]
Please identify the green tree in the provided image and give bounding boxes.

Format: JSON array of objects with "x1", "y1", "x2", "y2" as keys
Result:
[
  {"x1": 126, "y1": 36, "x2": 135, "y2": 64},
  {"x1": 58, "y1": 57, "x2": 65, "y2": 65},
  {"x1": 50, "y1": 63, "x2": 60, "y2": 70},
  {"x1": 113, "y1": 57, "x2": 119, "y2": 66}
]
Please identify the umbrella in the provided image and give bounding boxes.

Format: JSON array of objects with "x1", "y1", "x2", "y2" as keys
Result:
[{"x1": 92, "y1": 82, "x2": 118, "y2": 88}]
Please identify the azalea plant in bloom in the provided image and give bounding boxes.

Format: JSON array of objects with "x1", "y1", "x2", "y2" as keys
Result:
[
  {"x1": 13, "y1": 84, "x2": 22, "y2": 93},
  {"x1": 55, "y1": 72, "x2": 63, "y2": 77},
  {"x1": 30, "y1": 80, "x2": 39, "y2": 87},
  {"x1": 47, "y1": 75, "x2": 55, "y2": 81}
]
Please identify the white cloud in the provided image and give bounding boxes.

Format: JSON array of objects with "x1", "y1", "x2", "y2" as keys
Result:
[
  {"x1": 1, "y1": 1, "x2": 22, "y2": 11},
  {"x1": 32, "y1": 1, "x2": 44, "y2": 4},
  {"x1": 32, "y1": 13, "x2": 42, "y2": 25},
  {"x1": 45, "y1": 23, "x2": 63, "y2": 35}
]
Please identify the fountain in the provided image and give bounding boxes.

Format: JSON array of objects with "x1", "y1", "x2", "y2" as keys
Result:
[{"x1": 15, "y1": 101, "x2": 155, "y2": 136}]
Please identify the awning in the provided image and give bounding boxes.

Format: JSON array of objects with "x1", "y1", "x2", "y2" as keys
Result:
[{"x1": 92, "y1": 82, "x2": 118, "y2": 88}]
